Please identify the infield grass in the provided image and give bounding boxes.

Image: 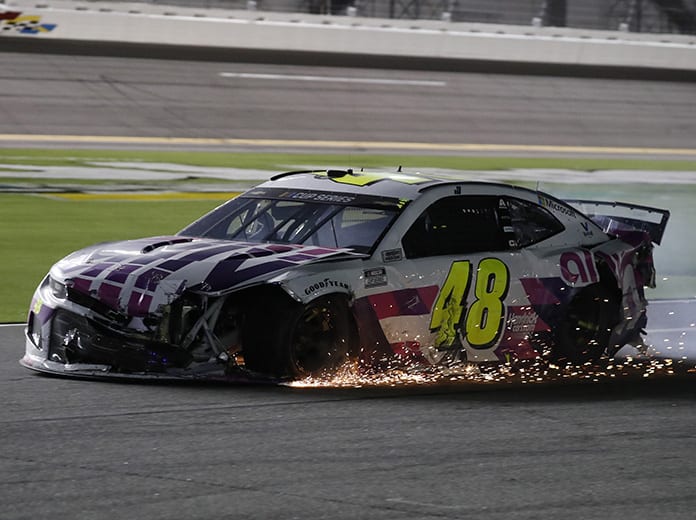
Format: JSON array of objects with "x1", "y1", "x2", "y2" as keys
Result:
[
  {"x1": 3, "y1": 148, "x2": 696, "y2": 173},
  {"x1": 2, "y1": 148, "x2": 695, "y2": 323},
  {"x1": 1, "y1": 193, "x2": 227, "y2": 322}
]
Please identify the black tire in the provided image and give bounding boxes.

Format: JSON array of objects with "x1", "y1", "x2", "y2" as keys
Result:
[
  {"x1": 243, "y1": 294, "x2": 358, "y2": 379},
  {"x1": 552, "y1": 283, "x2": 620, "y2": 364}
]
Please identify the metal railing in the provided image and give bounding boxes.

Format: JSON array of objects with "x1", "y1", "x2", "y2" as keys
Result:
[{"x1": 70, "y1": 0, "x2": 696, "y2": 34}]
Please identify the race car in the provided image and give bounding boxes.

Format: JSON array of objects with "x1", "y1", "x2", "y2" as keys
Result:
[{"x1": 22, "y1": 169, "x2": 670, "y2": 381}]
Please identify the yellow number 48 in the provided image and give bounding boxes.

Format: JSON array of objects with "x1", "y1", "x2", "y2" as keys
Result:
[{"x1": 430, "y1": 258, "x2": 510, "y2": 350}]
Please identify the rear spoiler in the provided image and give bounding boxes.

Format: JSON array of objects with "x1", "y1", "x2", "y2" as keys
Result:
[{"x1": 565, "y1": 200, "x2": 670, "y2": 245}]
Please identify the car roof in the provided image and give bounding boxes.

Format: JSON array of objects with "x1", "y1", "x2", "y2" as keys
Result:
[{"x1": 264, "y1": 169, "x2": 538, "y2": 202}]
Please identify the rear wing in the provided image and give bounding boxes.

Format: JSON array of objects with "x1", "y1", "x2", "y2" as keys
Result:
[{"x1": 565, "y1": 200, "x2": 670, "y2": 245}]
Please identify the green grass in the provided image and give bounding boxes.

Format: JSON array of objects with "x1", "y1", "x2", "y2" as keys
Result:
[
  {"x1": 3, "y1": 148, "x2": 696, "y2": 172},
  {"x1": 0, "y1": 176, "x2": 249, "y2": 188},
  {"x1": 0, "y1": 194, "x2": 224, "y2": 322},
  {"x1": 2, "y1": 148, "x2": 695, "y2": 322}
]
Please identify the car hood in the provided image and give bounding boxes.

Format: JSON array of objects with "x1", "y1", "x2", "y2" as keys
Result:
[{"x1": 53, "y1": 236, "x2": 360, "y2": 317}]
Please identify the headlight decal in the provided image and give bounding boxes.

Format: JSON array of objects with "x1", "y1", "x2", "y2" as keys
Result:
[{"x1": 49, "y1": 277, "x2": 68, "y2": 300}]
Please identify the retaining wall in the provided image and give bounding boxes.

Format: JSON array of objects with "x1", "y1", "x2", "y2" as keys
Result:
[{"x1": 2, "y1": 0, "x2": 696, "y2": 74}]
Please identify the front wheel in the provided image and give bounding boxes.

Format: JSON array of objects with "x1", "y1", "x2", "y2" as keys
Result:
[
  {"x1": 243, "y1": 294, "x2": 358, "y2": 379},
  {"x1": 552, "y1": 283, "x2": 620, "y2": 364}
]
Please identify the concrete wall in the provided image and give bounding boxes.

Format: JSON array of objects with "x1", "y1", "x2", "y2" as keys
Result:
[
  {"x1": 13, "y1": 0, "x2": 696, "y2": 31},
  {"x1": 2, "y1": 0, "x2": 696, "y2": 73}
]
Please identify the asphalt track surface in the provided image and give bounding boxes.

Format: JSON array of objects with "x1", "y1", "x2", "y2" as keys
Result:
[
  {"x1": 3, "y1": 324, "x2": 696, "y2": 520},
  {"x1": 2, "y1": 49, "x2": 696, "y2": 519},
  {"x1": 2, "y1": 50, "x2": 696, "y2": 152}
]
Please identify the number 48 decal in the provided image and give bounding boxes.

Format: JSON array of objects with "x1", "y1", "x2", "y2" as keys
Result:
[{"x1": 430, "y1": 258, "x2": 510, "y2": 350}]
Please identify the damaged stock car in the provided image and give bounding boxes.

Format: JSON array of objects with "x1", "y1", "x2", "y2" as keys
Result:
[{"x1": 22, "y1": 169, "x2": 670, "y2": 381}]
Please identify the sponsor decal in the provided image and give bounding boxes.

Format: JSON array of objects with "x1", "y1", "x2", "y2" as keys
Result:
[
  {"x1": 538, "y1": 195, "x2": 576, "y2": 218},
  {"x1": 304, "y1": 278, "x2": 351, "y2": 296},
  {"x1": 507, "y1": 310, "x2": 538, "y2": 333},
  {"x1": 280, "y1": 191, "x2": 356, "y2": 204},
  {"x1": 580, "y1": 221, "x2": 594, "y2": 237},
  {"x1": 364, "y1": 267, "x2": 388, "y2": 288},
  {"x1": 559, "y1": 250, "x2": 599, "y2": 285},
  {"x1": 494, "y1": 306, "x2": 551, "y2": 362},
  {"x1": 381, "y1": 248, "x2": 403, "y2": 263},
  {"x1": 246, "y1": 187, "x2": 406, "y2": 211},
  {"x1": 596, "y1": 248, "x2": 644, "y2": 316},
  {"x1": 0, "y1": 11, "x2": 56, "y2": 33}
]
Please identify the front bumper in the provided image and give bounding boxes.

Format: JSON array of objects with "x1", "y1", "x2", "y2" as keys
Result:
[
  {"x1": 22, "y1": 306, "x2": 272, "y2": 383},
  {"x1": 21, "y1": 332, "x2": 275, "y2": 383}
]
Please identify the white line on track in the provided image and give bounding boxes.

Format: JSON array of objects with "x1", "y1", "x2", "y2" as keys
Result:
[
  {"x1": 219, "y1": 72, "x2": 446, "y2": 87},
  {"x1": 0, "y1": 323, "x2": 23, "y2": 328}
]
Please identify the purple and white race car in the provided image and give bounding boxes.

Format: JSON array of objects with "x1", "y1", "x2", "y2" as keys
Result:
[{"x1": 22, "y1": 169, "x2": 669, "y2": 381}]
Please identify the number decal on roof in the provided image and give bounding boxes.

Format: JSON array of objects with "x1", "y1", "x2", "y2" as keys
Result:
[
  {"x1": 316, "y1": 171, "x2": 429, "y2": 187},
  {"x1": 430, "y1": 258, "x2": 510, "y2": 350}
]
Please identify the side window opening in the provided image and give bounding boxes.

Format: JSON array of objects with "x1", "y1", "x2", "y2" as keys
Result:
[
  {"x1": 507, "y1": 198, "x2": 564, "y2": 247},
  {"x1": 402, "y1": 196, "x2": 510, "y2": 258}
]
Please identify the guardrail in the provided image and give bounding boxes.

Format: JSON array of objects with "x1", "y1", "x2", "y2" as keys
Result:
[{"x1": 2, "y1": 0, "x2": 696, "y2": 74}]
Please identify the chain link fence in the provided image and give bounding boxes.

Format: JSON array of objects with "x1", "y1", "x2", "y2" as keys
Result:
[{"x1": 77, "y1": 0, "x2": 696, "y2": 34}]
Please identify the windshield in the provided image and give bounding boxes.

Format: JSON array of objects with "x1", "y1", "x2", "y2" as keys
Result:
[{"x1": 179, "y1": 188, "x2": 405, "y2": 254}]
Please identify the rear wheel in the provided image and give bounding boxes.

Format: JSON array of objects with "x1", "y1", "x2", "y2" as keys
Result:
[
  {"x1": 243, "y1": 294, "x2": 357, "y2": 379},
  {"x1": 552, "y1": 283, "x2": 620, "y2": 364}
]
